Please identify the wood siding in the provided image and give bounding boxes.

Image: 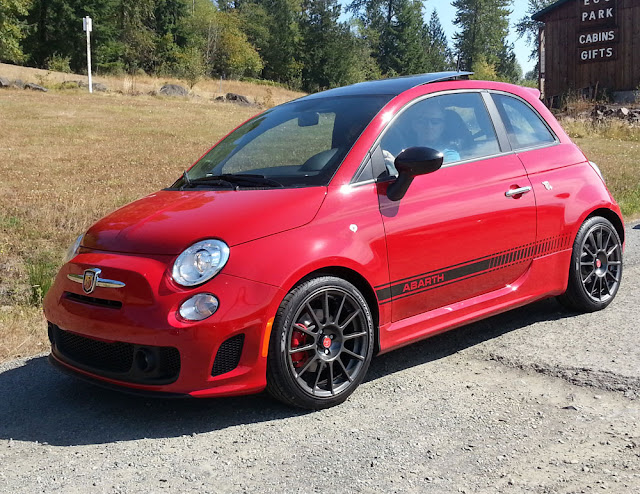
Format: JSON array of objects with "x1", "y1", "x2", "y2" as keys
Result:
[{"x1": 539, "y1": 0, "x2": 640, "y2": 99}]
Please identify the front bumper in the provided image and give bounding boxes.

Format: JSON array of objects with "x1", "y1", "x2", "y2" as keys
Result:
[{"x1": 43, "y1": 249, "x2": 284, "y2": 398}]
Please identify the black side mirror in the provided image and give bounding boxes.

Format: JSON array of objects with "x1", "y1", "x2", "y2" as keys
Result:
[{"x1": 386, "y1": 147, "x2": 443, "y2": 201}]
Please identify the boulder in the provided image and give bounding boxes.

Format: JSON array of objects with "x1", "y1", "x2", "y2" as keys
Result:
[
  {"x1": 24, "y1": 83, "x2": 48, "y2": 92},
  {"x1": 0, "y1": 76, "x2": 10, "y2": 88},
  {"x1": 11, "y1": 79, "x2": 25, "y2": 89},
  {"x1": 159, "y1": 84, "x2": 188, "y2": 97},
  {"x1": 92, "y1": 82, "x2": 108, "y2": 92},
  {"x1": 616, "y1": 107, "x2": 630, "y2": 118},
  {"x1": 225, "y1": 92, "x2": 252, "y2": 105}
]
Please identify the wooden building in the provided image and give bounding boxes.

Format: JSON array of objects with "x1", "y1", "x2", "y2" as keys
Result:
[{"x1": 533, "y1": 0, "x2": 640, "y2": 102}]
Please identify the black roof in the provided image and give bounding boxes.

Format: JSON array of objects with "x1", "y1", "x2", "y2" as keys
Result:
[
  {"x1": 532, "y1": 0, "x2": 572, "y2": 21},
  {"x1": 300, "y1": 72, "x2": 473, "y2": 101}
]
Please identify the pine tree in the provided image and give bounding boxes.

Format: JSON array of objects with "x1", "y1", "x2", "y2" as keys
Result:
[
  {"x1": 300, "y1": 0, "x2": 358, "y2": 91},
  {"x1": 453, "y1": 0, "x2": 511, "y2": 72},
  {"x1": 425, "y1": 9, "x2": 453, "y2": 72},
  {"x1": 348, "y1": 0, "x2": 427, "y2": 76},
  {"x1": 254, "y1": 0, "x2": 303, "y2": 87}
]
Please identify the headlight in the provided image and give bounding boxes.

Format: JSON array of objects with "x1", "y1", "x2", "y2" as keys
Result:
[
  {"x1": 64, "y1": 234, "x2": 84, "y2": 263},
  {"x1": 172, "y1": 239, "x2": 230, "y2": 287}
]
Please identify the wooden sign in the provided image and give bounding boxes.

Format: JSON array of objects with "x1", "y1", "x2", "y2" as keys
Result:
[
  {"x1": 580, "y1": 0, "x2": 616, "y2": 26},
  {"x1": 578, "y1": 0, "x2": 618, "y2": 64},
  {"x1": 578, "y1": 46, "x2": 618, "y2": 63}
]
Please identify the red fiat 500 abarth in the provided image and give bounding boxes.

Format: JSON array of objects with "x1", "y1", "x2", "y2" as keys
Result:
[{"x1": 44, "y1": 73, "x2": 624, "y2": 409}]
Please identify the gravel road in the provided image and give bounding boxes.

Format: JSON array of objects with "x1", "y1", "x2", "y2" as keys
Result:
[{"x1": 1, "y1": 224, "x2": 639, "y2": 493}]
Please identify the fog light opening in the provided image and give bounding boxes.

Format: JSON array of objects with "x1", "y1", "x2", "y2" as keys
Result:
[
  {"x1": 135, "y1": 348, "x2": 156, "y2": 373},
  {"x1": 179, "y1": 293, "x2": 219, "y2": 321}
]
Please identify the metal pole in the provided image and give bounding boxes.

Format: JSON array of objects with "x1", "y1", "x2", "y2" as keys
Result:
[{"x1": 84, "y1": 16, "x2": 93, "y2": 94}]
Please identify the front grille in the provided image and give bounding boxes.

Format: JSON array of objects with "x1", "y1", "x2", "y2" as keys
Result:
[
  {"x1": 56, "y1": 325, "x2": 133, "y2": 372},
  {"x1": 211, "y1": 334, "x2": 245, "y2": 377},
  {"x1": 64, "y1": 292, "x2": 122, "y2": 309},
  {"x1": 49, "y1": 323, "x2": 180, "y2": 385}
]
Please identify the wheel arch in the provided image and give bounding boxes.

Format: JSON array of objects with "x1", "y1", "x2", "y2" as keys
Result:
[
  {"x1": 292, "y1": 266, "x2": 381, "y2": 354},
  {"x1": 586, "y1": 207, "x2": 625, "y2": 244}
]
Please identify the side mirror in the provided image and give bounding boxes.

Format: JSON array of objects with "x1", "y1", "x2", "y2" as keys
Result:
[{"x1": 386, "y1": 147, "x2": 443, "y2": 201}]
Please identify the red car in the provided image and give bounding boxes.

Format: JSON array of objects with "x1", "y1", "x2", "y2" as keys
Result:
[{"x1": 44, "y1": 73, "x2": 624, "y2": 409}]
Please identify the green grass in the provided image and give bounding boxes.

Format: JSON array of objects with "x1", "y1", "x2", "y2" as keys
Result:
[{"x1": 25, "y1": 252, "x2": 60, "y2": 305}]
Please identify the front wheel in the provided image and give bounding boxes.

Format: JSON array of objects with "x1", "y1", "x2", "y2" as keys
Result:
[
  {"x1": 266, "y1": 276, "x2": 374, "y2": 409},
  {"x1": 558, "y1": 216, "x2": 623, "y2": 312}
]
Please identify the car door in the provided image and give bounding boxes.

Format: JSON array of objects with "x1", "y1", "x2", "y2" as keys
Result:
[{"x1": 375, "y1": 91, "x2": 537, "y2": 322}]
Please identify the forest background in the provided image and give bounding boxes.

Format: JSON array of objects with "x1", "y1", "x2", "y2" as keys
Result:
[{"x1": 0, "y1": 0, "x2": 554, "y2": 92}]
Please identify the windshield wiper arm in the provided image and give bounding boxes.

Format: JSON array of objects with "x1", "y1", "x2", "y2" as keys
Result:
[
  {"x1": 216, "y1": 174, "x2": 283, "y2": 188},
  {"x1": 182, "y1": 176, "x2": 236, "y2": 189}
]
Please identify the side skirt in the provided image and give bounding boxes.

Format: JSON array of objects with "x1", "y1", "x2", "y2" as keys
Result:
[{"x1": 377, "y1": 249, "x2": 572, "y2": 354}]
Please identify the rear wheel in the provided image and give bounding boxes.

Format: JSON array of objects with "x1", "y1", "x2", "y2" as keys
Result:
[
  {"x1": 266, "y1": 276, "x2": 374, "y2": 409},
  {"x1": 558, "y1": 216, "x2": 623, "y2": 312}
]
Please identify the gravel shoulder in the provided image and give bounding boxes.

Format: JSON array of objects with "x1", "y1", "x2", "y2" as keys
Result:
[{"x1": 1, "y1": 224, "x2": 638, "y2": 493}]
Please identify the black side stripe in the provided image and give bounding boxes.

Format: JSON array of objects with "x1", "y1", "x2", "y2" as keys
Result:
[{"x1": 376, "y1": 234, "x2": 571, "y2": 304}]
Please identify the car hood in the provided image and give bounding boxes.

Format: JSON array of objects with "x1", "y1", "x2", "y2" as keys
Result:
[{"x1": 82, "y1": 188, "x2": 327, "y2": 255}]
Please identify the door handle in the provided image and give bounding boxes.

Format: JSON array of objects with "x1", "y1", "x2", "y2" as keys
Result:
[{"x1": 505, "y1": 186, "x2": 532, "y2": 198}]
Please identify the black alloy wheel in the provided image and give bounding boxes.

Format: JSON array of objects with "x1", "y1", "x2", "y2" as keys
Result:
[
  {"x1": 558, "y1": 216, "x2": 623, "y2": 312},
  {"x1": 266, "y1": 276, "x2": 374, "y2": 409}
]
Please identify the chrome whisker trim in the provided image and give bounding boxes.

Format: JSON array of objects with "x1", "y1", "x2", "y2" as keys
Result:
[{"x1": 67, "y1": 273, "x2": 126, "y2": 289}]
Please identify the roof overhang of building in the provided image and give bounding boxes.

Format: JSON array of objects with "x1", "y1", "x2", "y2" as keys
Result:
[{"x1": 532, "y1": 0, "x2": 573, "y2": 22}]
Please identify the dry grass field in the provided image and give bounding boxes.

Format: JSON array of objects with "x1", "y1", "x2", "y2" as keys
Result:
[
  {"x1": 1, "y1": 66, "x2": 639, "y2": 364},
  {"x1": 0, "y1": 68, "x2": 303, "y2": 362}
]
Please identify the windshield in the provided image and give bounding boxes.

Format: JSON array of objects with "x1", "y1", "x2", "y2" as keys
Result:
[{"x1": 170, "y1": 95, "x2": 392, "y2": 189}]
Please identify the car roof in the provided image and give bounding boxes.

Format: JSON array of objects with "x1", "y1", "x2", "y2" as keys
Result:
[{"x1": 299, "y1": 72, "x2": 474, "y2": 101}]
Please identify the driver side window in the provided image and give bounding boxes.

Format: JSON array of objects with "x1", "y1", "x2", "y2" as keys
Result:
[{"x1": 380, "y1": 92, "x2": 500, "y2": 175}]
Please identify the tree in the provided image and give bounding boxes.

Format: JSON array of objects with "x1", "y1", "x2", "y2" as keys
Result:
[
  {"x1": 424, "y1": 9, "x2": 453, "y2": 72},
  {"x1": 0, "y1": 0, "x2": 31, "y2": 62},
  {"x1": 300, "y1": 0, "x2": 354, "y2": 91},
  {"x1": 179, "y1": 0, "x2": 263, "y2": 78},
  {"x1": 453, "y1": 0, "x2": 511, "y2": 72},
  {"x1": 497, "y1": 41, "x2": 521, "y2": 83},
  {"x1": 514, "y1": 0, "x2": 554, "y2": 70},
  {"x1": 253, "y1": 0, "x2": 303, "y2": 87},
  {"x1": 348, "y1": 0, "x2": 427, "y2": 76}
]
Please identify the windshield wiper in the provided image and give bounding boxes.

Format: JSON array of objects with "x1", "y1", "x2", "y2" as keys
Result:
[
  {"x1": 179, "y1": 173, "x2": 283, "y2": 190},
  {"x1": 181, "y1": 176, "x2": 236, "y2": 190},
  {"x1": 217, "y1": 174, "x2": 284, "y2": 188}
]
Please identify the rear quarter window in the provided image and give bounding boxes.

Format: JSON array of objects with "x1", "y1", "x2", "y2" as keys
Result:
[{"x1": 492, "y1": 94, "x2": 556, "y2": 150}]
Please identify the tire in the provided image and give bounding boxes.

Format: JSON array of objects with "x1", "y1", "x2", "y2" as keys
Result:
[
  {"x1": 557, "y1": 216, "x2": 623, "y2": 312},
  {"x1": 266, "y1": 276, "x2": 374, "y2": 409}
]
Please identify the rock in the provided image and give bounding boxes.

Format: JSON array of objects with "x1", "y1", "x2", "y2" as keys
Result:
[
  {"x1": 11, "y1": 79, "x2": 25, "y2": 89},
  {"x1": 159, "y1": 84, "x2": 188, "y2": 97},
  {"x1": 225, "y1": 92, "x2": 252, "y2": 105},
  {"x1": 91, "y1": 82, "x2": 108, "y2": 92},
  {"x1": 24, "y1": 83, "x2": 48, "y2": 92},
  {"x1": 0, "y1": 76, "x2": 10, "y2": 88},
  {"x1": 616, "y1": 107, "x2": 630, "y2": 118}
]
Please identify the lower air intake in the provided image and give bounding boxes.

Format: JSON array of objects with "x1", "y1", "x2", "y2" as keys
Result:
[{"x1": 211, "y1": 334, "x2": 245, "y2": 377}]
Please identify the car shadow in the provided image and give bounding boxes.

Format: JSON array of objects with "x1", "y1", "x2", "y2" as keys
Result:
[
  {"x1": 0, "y1": 299, "x2": 572, "y2": 447},
  {"x1": 365, "y1": 297, "x2": 569, "y2": 381}
]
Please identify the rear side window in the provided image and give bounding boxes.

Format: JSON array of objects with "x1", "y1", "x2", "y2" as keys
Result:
[{"x1": 492, "y1": 94, "x2": 556, "y2": 150}]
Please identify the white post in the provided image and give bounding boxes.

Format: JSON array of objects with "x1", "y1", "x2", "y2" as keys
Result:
[{"x1": 83, "y1": 16, "x2": 93, "y2": 94}]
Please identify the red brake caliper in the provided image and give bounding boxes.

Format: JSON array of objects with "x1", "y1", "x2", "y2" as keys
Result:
[{"x1": 291, "y1": 323, "x2": 311, "y2": 368}]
